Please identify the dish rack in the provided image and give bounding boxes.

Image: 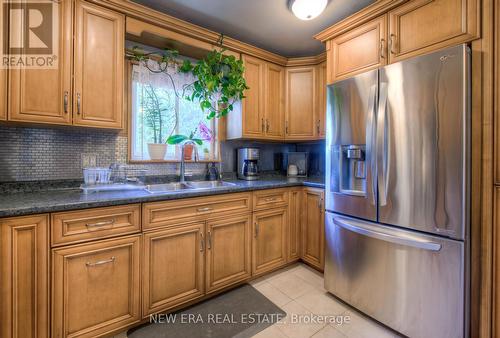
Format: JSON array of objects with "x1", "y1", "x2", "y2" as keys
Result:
[{"x1": 81, "y1": 166, "x2": 148, "y2": 194}]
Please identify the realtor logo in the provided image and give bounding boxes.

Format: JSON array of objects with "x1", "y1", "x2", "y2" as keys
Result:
[{"x1": 2, "y1": 0, "x2": 59, "y2": 69}]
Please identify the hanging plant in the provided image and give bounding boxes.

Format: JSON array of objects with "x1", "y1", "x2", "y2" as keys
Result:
[
  {"x1": 129, "y1": 40, "x2": 248, "y2": 121},
  {"x1": 178, "y1": 49, "x2": 248, "y2": 119}
]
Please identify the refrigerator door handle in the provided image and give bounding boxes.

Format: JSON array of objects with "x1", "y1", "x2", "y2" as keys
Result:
[
  {"x1": 333, "y1": 215, "x2": 442, "y2": 252},
  {"x1": 376, "y1": 82, "x2": 389, "y2": 206},
  {"x1": 365, "y1": 85, "x2": 378, "y2": 205}
]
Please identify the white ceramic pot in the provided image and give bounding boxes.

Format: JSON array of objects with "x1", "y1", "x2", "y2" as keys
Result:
[{"x1": 148, "y1": 143, "x2": 167, "y2": 160}]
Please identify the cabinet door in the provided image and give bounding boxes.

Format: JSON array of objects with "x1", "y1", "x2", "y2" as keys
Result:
[
  {"x1": 206, "y1": 215, "x2": 251, "y2": 293},
  {"x1": 316, "y1": 62, "x2": 327, "y2": 139},
  {"x1": 142, "y1": 223, "x2": 205, "y2": 316},
  {"x1": 285, "y1": 67, "x2": 316, "y2": 140},
  {"x1": 288, "y1": 188, "x2": 302, "y2": 262},
  {"x1": 73, "y1": 0, "x2": 124, "y2": 128},
  {"x1": 0, "y1": 215, "x2": 49, "y2": 338},
  {"x1": 8, "y1": 0, "x2": 72, "y2": 125},
  {"x1": 252, "y1": 208, "x2": 287, "y2": 275},
  {"x1": 264, "y1": 63, "x2": 285, "y2": 140},
  {"x1": 301, "y1": 188, "x2": 325, "y2": 270},
  {"x1": 52, "y1": 235, "x2": 141, "y2": 338},
  {"x1": 241, "y1": 55, "x2": 265, "y2": 138},
  {"x1": 388, "y1": 0, "x2": 479, "y2": 63},
  {"x1": 330, "y1": 15, "x2": 387, "y2": 82}
]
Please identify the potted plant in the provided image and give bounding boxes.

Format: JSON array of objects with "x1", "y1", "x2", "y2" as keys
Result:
[
  {"x1": 167, "y1": 122, "x2": 214, "y2": 160},
  {"x1": 141, "y1": 84, "x2": 177, "y2": 160}
]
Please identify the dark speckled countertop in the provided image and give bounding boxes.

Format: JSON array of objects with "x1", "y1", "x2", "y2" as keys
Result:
[{"x1": 0, "y1": 177, "x2": 324, "y2": 218}]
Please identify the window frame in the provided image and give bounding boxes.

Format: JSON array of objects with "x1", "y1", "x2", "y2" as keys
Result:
[{"x1": 126, "y1": 60, "x2": 223, "y2": 164}]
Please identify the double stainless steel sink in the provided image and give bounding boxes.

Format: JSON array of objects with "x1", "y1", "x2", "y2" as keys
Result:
[{"x1": 145, "y1": 181, "x2": 236, "y2": 193}]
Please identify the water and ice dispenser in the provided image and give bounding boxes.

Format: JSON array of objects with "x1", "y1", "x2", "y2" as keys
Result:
[{"x1": 332, "y1": 144, "x2": 367, "y2": 197}]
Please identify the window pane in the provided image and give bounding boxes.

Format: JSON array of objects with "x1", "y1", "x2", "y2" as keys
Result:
[{"x1": 130, "y1": 58, "x2": 219, "y2": 161}]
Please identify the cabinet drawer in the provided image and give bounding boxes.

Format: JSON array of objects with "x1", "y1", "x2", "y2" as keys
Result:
[
  {"x1": 143, "y1": 193, "x2": 252, "y2": 230},
  {"x1": 253, "y1": 189, "x2": 289, "y2": 211},
  {"x1": 51, "y1": 204, "x2": 141, "y2": 247},
  {"x1": 52, "y1": 235, "x2": 141, "y2": 338}
]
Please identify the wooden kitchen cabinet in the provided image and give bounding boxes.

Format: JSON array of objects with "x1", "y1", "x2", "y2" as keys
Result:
[
  {"x1": 329, "y1": 15, "x2": 387, "y2": 82},
  {"x1": 252, "y1": 207, "x2": 288, "y2": 275},
  {"x1": 316, "y1": 62, "x2": 327, "y2": 138},
  {"x1": 7, "y1": 0, "x2": 124, "y2": 129},
  {"x1": 240, "y1": 54, "x2": 265, "y2": 138},
  {"x1": 288, "y1": 188, "x2": 302, "y2": 262},
  {"x1": 8, "y1": 0, "x2": 73, "y2": 125},
  {"x1": 73, "y1": 0, "x2": 124, "y2": 128},
  {"x1": 206, "y1": 214, "x2": 252, "y2": 293},
  {"x1": 52, "y1": 235, "x2": 141, "y2": 338},
  {"x1": 301, "y1": 188, "x2": 325, "y2": 270},
  {"x1": 388, "y1": 0, "x2": 479, "y2": 63},
  {"x1": 285, "y1": 66, "x2": 317, "y2": 140},
  {"x1": 142, "y1": 223, "x2": 205, "y2": 316},
  {"x1": 264, "y1": 63, "x2": 285, "y2": 139},
  {"x1": 0, "y1": 215, "x2": 49, "y2": 338}
]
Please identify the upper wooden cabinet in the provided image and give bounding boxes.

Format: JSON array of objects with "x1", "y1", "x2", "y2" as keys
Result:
[
  {"x1": 316, "y1": 62, "x2": 327, "y2": 138},
  {"x1": 388, "y1": 0, "x2": 479, "y2": 63},
  {"x1": 52, "y1": 235, "x2": 141, "y2": 338},
  {"x1": 227, "y1": 55, "x2": 285, "y2": 140},
  {"x1": 0, "y1": 214, "x2": 49, "y2": 338},
  {"x1": 9, "y1": 0, "x2": 73, "y2": 125},
  {"x1": 241, "y1": 54, "x2": 265, "y2": 138},
  {"x1": 329, "y1": 15, "x2": 387, "y2": 82},
  {"x1": 7, "y1": 0, "x2": 124, "y2": 129},
  {"x1": 264, "y1": 63, "x2": 286, "y2": 140},
  {"x1": 285, "y1": 66, "x2": 317, "y2": 140},
  {"x1": 73, "y1": 0, "x2": 124, "y2": 128}
]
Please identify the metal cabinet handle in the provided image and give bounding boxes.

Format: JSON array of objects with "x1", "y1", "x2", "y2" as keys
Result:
[
  {"x1": 261, "y1": 118, "x2": 265, "y2": 132},
  {"x1": 389, "y1": 34, "x2": 397, "y2": 54},
  {"x1": 333, "y1": 216, "x2": 442, "y2": 252},
  {"x1": 265, "y1": 197, "x2": 277, "y2": 202},
  {"x1": 76, "y1": 93, "x2": 81, "y2": 115},
  {"x1": 266, "y1": 119, "x2": 270, "y2": 132},
  {"x1": 380, "y1": 39, "x2": 386, "y2": 59},
  {"x1": 86, "y1": 218, "x2": 115, "y2": 228},
  {"x1": 86, "y1": 256, "x2": 115, "y2": 267},
  {"x1": 254, "y1": 222, "x2": 259, "y2": 238},
  {"x1": 64, "y1": 91, "x2": 69, "y2": 113},
  {"x1": 285, "y1": 121, "x2": 289, "y2": 134},
  {"x1": 207, "y1": 230, "x2": 212, "y2": 249},
  {"x1": 317, "y1": 120, "x2": 320, "y2": 134},
  {"x1": 197, "y1": 207, "x2": 213, "y2": 212},
  {"x1": 200, "y1": 232, "x2": 205, "y2": 252}
]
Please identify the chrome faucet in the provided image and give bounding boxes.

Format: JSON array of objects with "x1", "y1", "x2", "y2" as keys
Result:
[{"x1": 179, "y1": 141, "x2": 199, "y2": 184}]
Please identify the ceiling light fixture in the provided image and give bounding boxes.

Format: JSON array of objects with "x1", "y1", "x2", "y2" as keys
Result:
[{"x1": 289, "y1": 0, "x2": 328, "y2": 21}]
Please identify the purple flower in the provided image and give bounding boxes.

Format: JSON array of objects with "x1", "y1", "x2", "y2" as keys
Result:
[{"x1": 198, "y1": 122, "x2": 213, "y2": 142}]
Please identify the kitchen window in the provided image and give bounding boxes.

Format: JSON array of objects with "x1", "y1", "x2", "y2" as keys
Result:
[{"x1": 129, "y1": 58, "x2": 219, "y2": 162}]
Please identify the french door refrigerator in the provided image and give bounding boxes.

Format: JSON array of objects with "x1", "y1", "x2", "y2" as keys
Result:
[{"x1": 324, "y1": 44, "x2": 470, "y2": 338}]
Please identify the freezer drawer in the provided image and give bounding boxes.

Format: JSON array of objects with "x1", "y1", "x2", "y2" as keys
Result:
[{"x1": 324, "y1": 213, "x2": 465, "y2": 338}]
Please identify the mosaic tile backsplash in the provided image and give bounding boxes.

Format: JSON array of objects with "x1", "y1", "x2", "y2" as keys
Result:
[{"x1": 0, "y1": 125, "x2": 325, "y2": 182}]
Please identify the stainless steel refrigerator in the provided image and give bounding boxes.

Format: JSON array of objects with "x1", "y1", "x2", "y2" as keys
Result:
[{"x1": 324, "y1": 44, "x2": 470, "y2": 338}]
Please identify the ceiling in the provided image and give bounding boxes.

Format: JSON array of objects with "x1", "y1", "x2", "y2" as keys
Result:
[{"x1": 132, "y1": 0, "x2": 375, "y2": 57}]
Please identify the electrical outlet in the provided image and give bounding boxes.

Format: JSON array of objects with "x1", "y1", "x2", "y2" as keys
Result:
[{"x1": 81, "y1": 153, "x2": 97, "y2": 168}]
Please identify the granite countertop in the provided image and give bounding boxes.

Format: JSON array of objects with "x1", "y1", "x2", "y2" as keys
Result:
[{"x1": 0, "y1": 177, "x2": 325, "y2": 218}]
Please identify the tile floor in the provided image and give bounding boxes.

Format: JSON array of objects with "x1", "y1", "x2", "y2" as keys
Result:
[{"x1": 114, "y1": 263, "x2": 401, "y2": 338}]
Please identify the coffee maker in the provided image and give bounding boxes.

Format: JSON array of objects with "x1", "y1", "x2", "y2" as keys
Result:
[{"x1": 237, "y1": 148, "x2": 260, "y2": 180}]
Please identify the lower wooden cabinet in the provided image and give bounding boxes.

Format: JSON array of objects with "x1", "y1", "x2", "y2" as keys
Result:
[
  {"x1": 301, "y1": 188, "x2": 325, "y2": 270},
  {"x1": 0, "y1": 214, "x2": 49, "y2": 338},
  {"x1": 252, "y1": 207, "x2": 288, "y2": 275},
  {"x1": 52, "y1": 235, "x2": 141, "y2": 338},
  {"x1": 288, "y1": 188, "x2": 302, "y2": 262},
  {"x1": 142, "y1": 223, "x2": 205, "y2": 316},
  {"x1": 206, "y1": 215, "x2": 252, "y2": 293}
]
